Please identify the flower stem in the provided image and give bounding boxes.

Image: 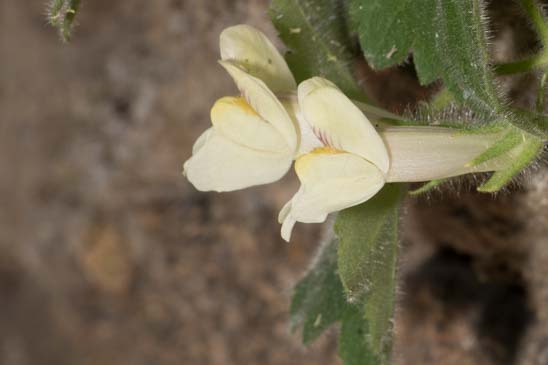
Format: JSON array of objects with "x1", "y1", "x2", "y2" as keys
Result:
[
  {"x1": 494, "y1": 52, "x2": 548, "y2": 75},
  {"x1": 521, "y1": 0, "x2": 548, "y2": 46},
  {"x1": 494, "y1": 0, "x2": 548, "y2": 76},
  {"x1": 536, "y1": 71, "x2": 548, "y2": 112}
]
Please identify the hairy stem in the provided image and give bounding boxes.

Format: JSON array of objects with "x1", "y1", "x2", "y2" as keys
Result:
[
  {"x1": 494, "y1": 52, "x2": 548, "y2": 75},
  {"x1": 537, "y1": 71, "x2": 548, "y2": 112},
  {"x1": 495, "y1": 0, "x2": 548, "y2": 76},
  {"x1": 521, "y1": 0, "x2": 548, "y2": 46},
  {"x1": 47, "y1": 0, "x2": 81, "y2": 42}
]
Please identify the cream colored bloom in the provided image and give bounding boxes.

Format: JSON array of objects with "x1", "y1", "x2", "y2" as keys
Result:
[
  {"x1": 278, "y1": 79, "x2": 513, "y2": 241},
  {"x1": 184, "y1": 25, "x2": 513, "y2": 241},
  {"x1": 279, "y1": 77, "x2": 390, "y2": 241},
  {"x1": 183, "y1": 25, "x2": 298, "y2": 192}
]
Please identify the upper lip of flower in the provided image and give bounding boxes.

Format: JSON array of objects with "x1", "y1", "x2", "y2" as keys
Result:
[
  {"x1": 219, "y1": 24, "x2": 297, "y2": 94},
  {"x1": 297, "y1": 77, "x2": 390, "y2": 174},
  {"x1": 183, "y1": 25, "x2": 300, "y2": 192}
]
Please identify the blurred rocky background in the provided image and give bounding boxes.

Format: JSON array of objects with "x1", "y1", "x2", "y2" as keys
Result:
[{"x1": 0, "y1": 0, "x2": 546, "y2": 364}]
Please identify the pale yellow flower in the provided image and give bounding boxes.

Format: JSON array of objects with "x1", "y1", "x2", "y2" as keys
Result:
[
  {"x1": 278, "y1": 77, "x2": 510, "y2": 241},
  {"x1": 279, "y1": 77, "x2": 389, "y2": 241},
  {"x1": 183, "y1": 25, "x2": 298, "y2": 192},
  {"x1": 184, "y1": 26, "x2": 512, "y2": 242}
]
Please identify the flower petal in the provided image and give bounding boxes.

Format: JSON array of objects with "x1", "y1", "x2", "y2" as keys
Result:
[
  {"x1": 278, "y1": 93, "x2": 323, "y2": 157},
  {"x1": 183, "y1": 130, "x2": 292, "y2": 192},
  {"x1": 298, "y1": 77, "x2": 390, "y2": 174},
  {"x1": 280, "y1": 210, "x2": 297, "y2": 242},
  {"x1": 220, "y1": 60, "x2": 297, "y2": 152},
  {"x1": 279, "y1": 149, "x2": 385, "y2": 241},
  {"x1": 211, "y1": 96, "x2": 289, "y2": 153},
  {"x1": 293, "y1": 149, "x2": 386, "y2": 219},
  {"x1": 220, "y1": 24, "x2": 296, "y2": 93},
  {"x1": 278, "y1": 199, "x2": 297, "y2": 242},
  {"x1": 192, "y1": 127, "x2": 214, "y2": 154}
]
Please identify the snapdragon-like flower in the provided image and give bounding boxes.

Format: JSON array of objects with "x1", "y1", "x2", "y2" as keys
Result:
[
  {"x1": 185, "y1": 25, "x2": 514, "y2": 243},
  {"x1": 278, "y1": 77, "x2": 511, "y2": 241},
  {"x1": 279, "y1": 78, "x2": 390, "y2": 241},
  {"x1": 183, "y1": 25, "x2": 298, "y2": 192}
]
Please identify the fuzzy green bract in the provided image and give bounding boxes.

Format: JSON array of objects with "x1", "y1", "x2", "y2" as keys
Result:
[
  {"x1": 336, "y1": 185, "x2": 402, "y2": 364},
  {"x1": 290, "y1": 186, "x2": 402, "y2": 365},
  {"x1": 339, "y1": 306, "x2": 379, "y2": 365},
  {"x1": 269, "y1": 0, "x2": 367, "y2": 101},
  {"x1": 48, "y1": 0, "x2": 81, "y2": 42},
  {"x1": 478, "y1": 135, "x2": 544, "y2": 192},
  {"x1": 290, "y1": 239, "x2": 347, "y2": 345}
]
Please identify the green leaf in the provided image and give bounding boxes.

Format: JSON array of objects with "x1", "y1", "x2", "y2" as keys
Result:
[
  {"x1": 335, "y1": 185, "x2": 402, "y2": 301},
  {"x1": 292, "y1": 189, "x2": 404, "y2": 365},
  {"x1": 350, "y1": 0, "x2": 502, "y2": 115},
  {"x1": 290, "y1": 239, "x2": 346, "y2": 345},
  {"x1": 290, "y1": 237, "x2": 387, "y2": 365},
  {"x1": 339, "y1": 307, "x2": 379, "y2": 365},
  {"x1": 335, "y1": 184, "x2": 403, "y2": 363},
  {"x1": 48, "y1": 0, "x2": 81, "y2": 42},
  {"x1": 269, "y1": 0, "x2": 367, "y2": 101},
  {"x1": 478, "y1": 136, "x2": 544, "y2": 192}
]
